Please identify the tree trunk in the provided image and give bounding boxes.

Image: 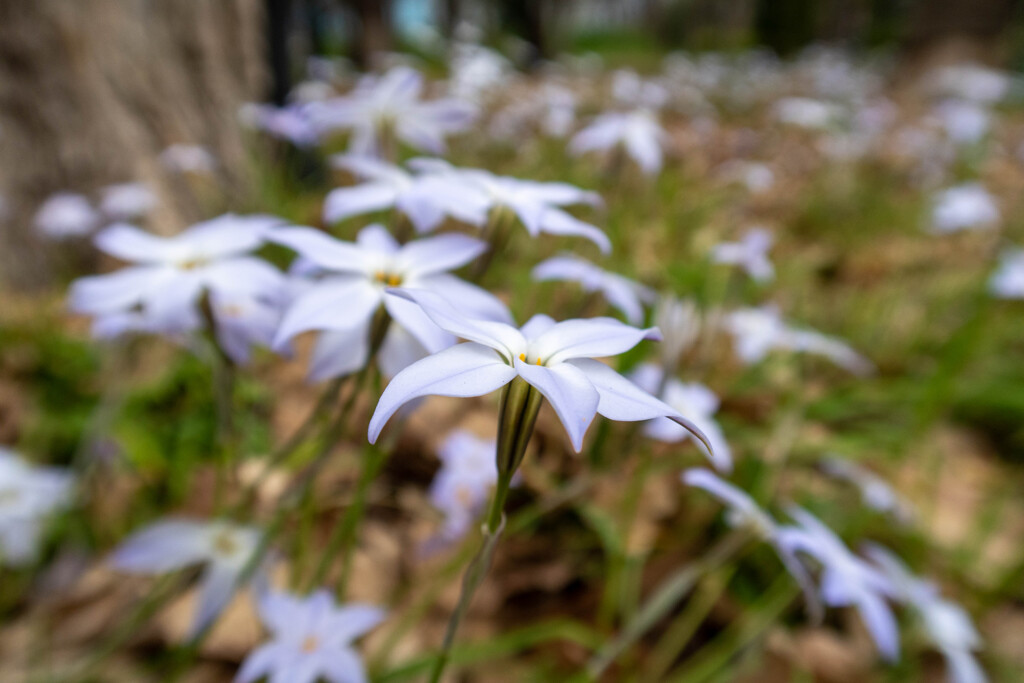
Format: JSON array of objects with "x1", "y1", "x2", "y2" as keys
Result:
[{"x1": 0, "y1": 0, "x2": 266, "y2": 288}]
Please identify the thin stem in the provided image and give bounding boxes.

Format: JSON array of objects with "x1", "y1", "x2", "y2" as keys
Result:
[
  {"x1": 427, "y1": 513, "x2": 507, "y2": 683},
  {"x1": 586, "y1": 530, "x2": 751, "y2": 679}
]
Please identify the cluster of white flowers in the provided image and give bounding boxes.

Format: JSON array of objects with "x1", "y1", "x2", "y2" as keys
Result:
[{"x1": 18, "y1": 44, "x2": 1002, "y2": 683}]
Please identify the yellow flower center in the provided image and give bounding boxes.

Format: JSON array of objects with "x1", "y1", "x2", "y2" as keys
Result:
[
  {"x1": 301, "y1": 635, "x2": 319, "y2": 653},
  {"x1": 517, "y1": 353, "x2": 543, "y2": 365},
  {"x1": 374, "y1": 271, "x2": 403, "y2": 287},
  {"x1": 178, "y1": 258, "x2": 206, "y2": 271},
  {"x1": 212, "y1": 530, "x2": 238, "y2": 556}
]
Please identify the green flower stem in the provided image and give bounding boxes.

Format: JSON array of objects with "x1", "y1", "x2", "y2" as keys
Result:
[
  {"x1": 470, "y1": 205, "x2": 515, "y2": 282},
  {"x1": 427, "y1": 512, "x2": 507, "y2": 683},
  {"x1": 495, "y1": 377, "x2": 543, "y2": 478},
  {"x1": 198, "y1": 291, "x2": 238, "y2": 511},
  {"x1": 586, "y1": 530, "x2": 751, "y2": 679}
]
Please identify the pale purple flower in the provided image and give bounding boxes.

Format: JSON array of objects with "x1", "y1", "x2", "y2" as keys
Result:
[
  {"x1": 930, "y1": 184, "x2": 1000, "y2": 234},
  {"x1": 821, "y1": 456, "x2": 914, "y2": 524},
  {"x1": 683, "y1": 469, "x2": 820, "y2": 619},
  {"x1": 611, "y1": 69, "x2": 669, "y2": 110},
  {"x1": 69, "y1": 215, "x2": 286, "y2": 339},
  {"x1": 34, "y1": 192, "x2": 99, "y2": 239},
  {"x1": 654, "y1": 296, "x2": 700, "y2": 368},
  {"x1": 270, "y1": 224, "x2": 510, "y2": 381},
  {"x1": 159, "y1": 144, "x2": 217, "y2": 174},
  {"x1": 570, "y1": 110, "x2": 668, "y2": 175},
  {"x1": 240, "y1": 102, "x2": 320, "y2": 147},
  {"x1": 532, "y1": 255, "x2": 655, "y2": 325},
  {"x1": 630, "y1": 364, "x2": 731, "y2": 471},
  {"x1": 933, "y1": 100, "x2": 991, "y2": 146},
  {"x1": 368, "y1": 289, "x2": 713, "y2": 455},
  {"x1": 864, "y1": 544, "x2": 986, "y2": 683},
  {"x1": 926, "y1": 64, "x2": 1011, "y2": 104},
  {"x1": 710, "y1": 228, "x2": 774, "y2": 283},
  {"x1": 111, "y1": 518, "x2": 264, "y2": 636},
  {"x1": 308, "y1": 66, "x2": 477, "y2": 157},
  {"x1": 990, "y1": 247, "x2": 1024, "y2": 299},
  {"x1": 324, "y1": 156, "x2": 485, "y2": 232},
  {"x1": 723, "y1": 305, "x2": 872, "y2": 374},
  {"x1": 717, "y1": 160, "x2": 775, "y2": 194},
  {"x1": 406, "y1": 159, "x2": 611, "y2": 252},
  {"x1": 99, "y1": 182, "x2": 157, "y2": 221},
  {"x1": 777, "y1": 507, "x2": 900, "y2": 661},
  {"x1": 237, "y1": 589, "x2": 385, "y2": 683},
  {"x1": 428, "y1": 431, "x2": 499, "y2": 541},
  {"x1": 0, "y1": 448, "x2": 74, "y2": 567},
  {"x1": 774, "y1": 97, "x2": 842, "y2": 130}
]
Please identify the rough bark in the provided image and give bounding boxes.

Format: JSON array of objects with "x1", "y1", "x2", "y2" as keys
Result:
[{"x1": 0, "y1": 0, "x2": 266, "y2": 288}]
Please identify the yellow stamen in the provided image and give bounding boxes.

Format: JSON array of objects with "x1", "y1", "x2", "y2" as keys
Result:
[
  {"x1": 387, "y1": 274, "x2": 401, "y2": 286},
  {"x1": 518, "y1": 353, "x2": 526, "y2": 362},
  {"x1": 535, "y1": 357, "x2": 542, "y2": 365}
]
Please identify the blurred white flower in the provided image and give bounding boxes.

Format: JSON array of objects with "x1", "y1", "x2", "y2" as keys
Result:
[
  {"x1": 710, "y1": 228, "x2": 774, "y2": 283},
  {"x1": 111, "y1": 518, "x2": 264, "y2": 636},
  {"x1": 407, "y1": 159, "x2": 610, "y2": 252},
  {"x1": 239, "y1": 102, "x2": 319, "y2": 147},
  {"x1": 683, "y1": 469, "x2": 820, "y2": 619},
  {"x1": 369, "y1": 289, "x2": 714, "y2": 456},
  {"x1": 989, "y1": 247, "x2": 1024, "y2": 299},
  {"x1": 159, "y1": 144, "x2": 217, "y2": 174},
  {"x1": 99, "y1": 182, "x2": 157, "y2": 221},
  {"x1": 717, "y1": 160, "x2": 775, "y2": 194},
  {"x1": 532, "y1": 254, "x2": 655, "y2": 325},
  {"x1": 34, "y1": 192, "x2": 99, "y2": 239},
  {"x1": 933, "y1": 100, "x2": 991, "y2": 146},
  {"x1": 930, "y1": 183, "x2": 999, "y2": 234},
  {"x1": 611, "y1": 69, "x2": 669, "y2": 110},
  {"x1": 428, "y1": 431, "x2": 499, "y2": 541},
  {"x1": 926, "y1": 64, "x2": 1011, "y2": 104},
  {"x1": 270, "y1": 224, "x2": 510, "y2": 381},
  {"x1": 309, "y1": 66, "x2": 477, "y2": 157},
  {"x1": 723, "y1": 305, "x2": 872, "y2": 374},
  {"x1": 774, "y1": 97, "x2": 842, "y2": 130},
  {"x1": 864, "y1": 544, "x2": 986, "y2": 683},
  {"x1": 448, "y1": 42, "x2": 512, "y2": 103},
  {"x1": 0, "y1": 448, "x2": 74, "y2": 567},
  {"x1": 654, "y1": 296, "x2": 700, "y2": 369},
  {"x1": 69, "y1": 215, "x2": 286, "y2": 341},
  {"x1": 570, "y1": 110, "x2": 668, "y2": 175},
  {"x1": 631, "y1": 364, "x2": 731, "y2": 471},
  {"x1": 237, "y1": 589, "x2": 384, "y2": 683},
  {"x1": 778, "y1": 507, "x2": 900, "y2": 661},
  {"x1": 821, "y1": 456, "x2": 914, "y2": 524},
  {"x1": 324, "y1": 156, "x2": 485, "y2": 233}
]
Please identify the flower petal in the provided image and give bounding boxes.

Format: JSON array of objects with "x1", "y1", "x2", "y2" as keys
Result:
[
  {"x1": 307, "y1": 323, "x2": 371, "y2": 382},
  {"x1": 323, "y1": 183, "x2": 398, "y2": 224},
  {"x1": 110, "y1": 519, "x2": 212, "y2": 573},
  {"x1": 532, "y1": 318, "x2": 660, "y2": 365},
  {"x1": 537, "y1": 208, "x2": 612, "y2": 253},
  {"x1": 269, "y1": 226, "x2": 371, "y2": 273},
  {"x1": 396, "y1": 233, "x2": 488, "y2": 279},
  {"x1": 389, "y1": 288, "x2": 525, "y2": 360},
  {"x1": 192, "y1": 562, "x2": 240, "y2": 637},
  {"x1": 93, "y1": 223, "x2": 177, "y2": 263},
  {"x1": 368, "y1": 343, "x2": 515, "y2": 443},
  {"x1": 514, "y1": 360, "x2": 599, "y2": 452},
  {"x1": 273, "y1": 278, "x2": 380, "y2": 349}
]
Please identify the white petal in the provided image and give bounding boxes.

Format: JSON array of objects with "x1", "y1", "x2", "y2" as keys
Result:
[
  {"x1": 520, "y1": 314, "x2": 558, "y2": 339},
  {"x1": 383, "y1": 292, "x2": 454, "y2": 353},
  {"x1": 600, "y1": 277, "x2": 647, "y2": 325},
  {"x1": 537, "y1": 208, "x2": 612, "y2": 253},
  {"x1": 202, "y1": 257, "x2": 287, "y2": 300},
  {"x1": 389, "y1": 288, "x2": 525, "y2": 360},
  {"x1": 418, "y1": 273, "x2": 513, "y2": 323},
  {"x1": 625, "y1": 123, "x2": 663, "y2": 174},
  {"x1": 319, "y1": 647, "x2": 369, "y2": 683},
  {"x1": 68, "y1": 266, "x2": 175, "y2": 315},
  {"x1": 110, "y1": 519, "x2": 212, "y2": 573},
  {"x1": 192, "y1": 563, "x2": 240, "y2": 637},
  {"x1": 857, "y1": 591, "x2": 900, "y2": 662},
  {"x1": 273, "y1": 278, "x2": 380, "y2": 349},
  {"x1": 396, "y1": 233, "x2": 487, "y2": 279},
  {"x1": 323, "y1": 183, "x2": 398, "y2": 224},
  {"x1": 94, "y1": 223, "x2": 177, "y2": 263},
  {"x1": 368, "y1": 343, "x2": 515, "y2": 442},
  {"x1": 682, "y1": 469, "x2": 758, "y2": 519},
  {"x1": 378, "y1": 325, "x2": 430, "y2": 378},
  {"x1": 235, "y1": 643, "x2": 283, "y2": 683},
  {"x1": 531, "y1": 319, "x2": 660, "y2": 364},
  {"x1": 308, "y1": 323, "x2": 371, "y2": 382},
  {"x1": 269, "y1": 227, "x2": 371, "y2": 273},
  {"x1": 514, "y1": 360, "x2": 599, "y2": 452},
  {"x1": 329, "y1": 604, "x2": 387, "y2": 643},
  {"x1": 355, "y1": 224, "x2": 400, "y2": 254}
]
